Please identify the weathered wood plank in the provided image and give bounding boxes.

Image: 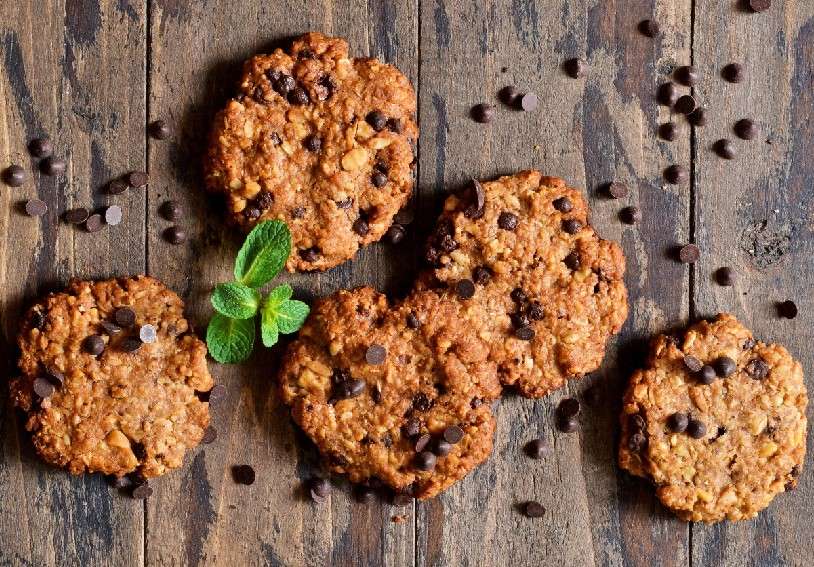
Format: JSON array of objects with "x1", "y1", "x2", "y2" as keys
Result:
[
  {"x1": 416, "y1": 1, "x2": 692, "y2": 565},
  {"x1": 691, "y1": 4, "x2": 814, "y2": 567},
  {"x1": 145, "y1": 1, "x2": 417, "y2": 565},
  {"x1": 0, "y1": 1, "x2": 147, "y2": 565}
]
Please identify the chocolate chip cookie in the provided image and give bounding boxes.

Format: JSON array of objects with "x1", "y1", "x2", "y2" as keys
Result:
[
  {"x1": 619, "y1": 314, "x2": 807, "y2": 522},
  {"x1": 10, "y1": 276, "x2": 214, "y2": 480},
  {"x1": 279, "y1": 287, "x2": 501, "y2": 499},
  {"x1": 205, "y1": 32, "x2": 417, "y2": 272},
  {"x1": 421, "y1": 170, "x2": 628, "y2": 398}
]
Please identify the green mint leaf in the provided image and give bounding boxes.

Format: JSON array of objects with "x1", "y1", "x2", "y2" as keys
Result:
[
  {"x1": 211, "y1": 282, "x2": 261, "y2": 319},
  {"x1": 206, "y1": 313, "x2": 256, "y2": 364},
  {"x1": 261, "y1": 318, "x2": 279, "y2": 348},
  {"x1": 276, "y1": 300, "x2": 310, "y2": 334},
  {"x1": 234, "y1": 220, "x2": 291, "y2": 288}
]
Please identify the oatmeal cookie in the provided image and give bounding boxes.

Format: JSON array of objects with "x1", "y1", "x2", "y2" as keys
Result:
[
  {"x1": 421, "y1": 170, "x2": 628, "y2": 398},
  {"x1": 619, "y1": 314, "x2": 807, "y2": 522},
  {"x1": 205, "y1": 32, "x2": 417, "y2": 272},
  {"x1": 10, "y1": 276, "x2": 214, "y2": 480},
  {"x1": 279, "y1": 287, "x2": 501, "y2": 499}
]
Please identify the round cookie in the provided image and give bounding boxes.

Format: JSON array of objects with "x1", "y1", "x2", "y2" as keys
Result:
[
  {"x1": 619, "y1": 314, "x2": 807, "y2": 522},
  {"x1": 279, "y1": 287, "x2": 501, "y2": 499},
  {"x1": 205, "y1": 32, "x2": 418, "y2": 272},
  {"x1": 420, "y1": 170, "x2": 628, "y2": 398},
  {"x1": 10, "y1": 276, "x2": 214, "y2": 480}
]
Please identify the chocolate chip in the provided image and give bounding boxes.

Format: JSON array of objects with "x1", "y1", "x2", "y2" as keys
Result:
[
  {"x1": 722, "y1": 63, "x2": 745, "y2": 83},
  {"x1": 553, "y1": 196, "x2": 573, "y2": 213},
  {"x1": 104, "y1": 205, "x2": 123, "y2": 226},
  {"x1": 288, "y1": 87, "x2": 310, "y2": 105},
  {"x1": 524, "y1": 438, "x2": 549, "y2": 459},
  {"x1": 403, "y1": 417, "x2": 421, "y2": 438},
  {"x1": 713, "y1": 139, "x2": 736, "y2": 159},
  {"x1": 563, "y1": 58, "x2": 586, "y2": 79},
  {"x1": 160, "y1": 200, "x2": 182, "y2": 221},
  {"x1": 698, "y1": 365, "x2": 717, "y2": 385},
  {"x1": 24, "y1": 199, "x2": 47, "y2": 217},
  {"x1": 519, "y1": 92, "x2": 538, "y2": 112},
  {"x1": 522, "y1": 501, "x2": 546, "y2": 518},
  {"x1": 638, "y1": 19, "x2": 660, "y2": 37},
  {"x1": 746, "y1": 358, "x2": 770, "y2": 380},
  {"x1": 164, "y1": 226, "x2": 187, "y2": 245},
  {"x1": 353, "y1": 217, "x2": 369, "y2": 236},
  {"x1": 30, "y1": 310, "x2": 45, "y2": 330},
  {"x1": 304, "y1": 135, "x2": 321, "y2": 152},
  {"x1": 289, "y1": 206, "x2": 305, "y2": 219},
  {"x1": 149, "y1": 119, "x2": 172, "y2": 140},
  {"x1": 675, "y1": 65, "x2": 700, "y2": 87},
  {"x1": 674, "y1": 95, "x2": 696, "y2": 115},
  {"x1": 563, "y1": 251, "x2": 581, "y2": 270},
  {"x1": 558, "y1": 398, "x2": 581, "y2": 420},
  {"x1": 443, "y1": 425, "x2": 464, "y2": 444},
  {"x1": 83, "y1": 334, "x2": 105, "y2": 356},
  {"x1": 84, "y1": 213, "x2": 104, "y2": 233},
  {"x1": 499, "y1": 85, "x2": 521, "y2": 106},
  {"x1": 2, "y1": 165, "x2": 25, "y2": 187},
  {"x1": 131, "y1": 483, "x2": 153, "y2": 499},
  {"x1": 434, "y1": 439, "x2": 452, "y2": 457},
  {"x1": 64, "y1": 207, "x2": 89, "y2": 224},
  {"x1": 366, "y1": 344, "x2": 387, "y2": 365},
  {"x1": 206, "y1": 384, "x2": 227, "y2": 408},
  {"x1": 406, "y1": 312, "x2": 421, "y2": 329},
  {"x1": 127, "y1": 171, "x2": 148, "y2": 188},
  {"x1": 113, "y1": 307, "x2": 136, "y2": 328},
  {"x1": 734, "y1": 118, "x2": 758, "y2": 140},
  {"x1": 668, "y1": 412, "x2": 689, "y2": 433},
  {"x1": 742, "y1": 337, "x2": 757, "y2": 350},
  {"x1": 657, "y1": 82, "x2": 678, "y2": 107},
  {"x1": 366, "y1": 110, "x2": 387, "y2": 131},
  {"x1": 455, "y1": 279, "x2": 476, "y2": 300},
  {"x1": 337, "y1": 378, "x2": 366, "y2": 399},
  {"x1": 201, "y1": 426, "x2": 217, "y2": 444},
  {"x1": 386, "y1": 223, "x2": 405, "y2": 244},
  {"x1": 366, "y1": 171, "x2": 388, "y2": 190},
  {"x1": 659, "y1": 122, "x2": 679, "y2": 141},
  {"x1": 414, "y1": 451, "x2": 437, "y2": 471},
  {"x1": 686, "y1": 419, "x2": 707, "y2": 439},
  {"x1": 688, "y1": 108, "x2": 707, "y2": 127},
  {"x1": 683, "y1": 355, "x2": 703, "y2": 373},
  {"x1": 527, "y1": 303, "x2": 544, "y2": 321},
  {"x1": 272, "y1": 74, "x2": 295, "y2": 95},
  {"x1": 778, "y1": 300, "x2": 798, "y2": 319},
  {"x1": 562, "y1": 219, "x2": 583, "y2": 234},
  {"x1": 515, "y1": 326, "x2": 535, "y2": 341},
  {"x1": 386, "y1": 118, "x2": 403, "y2": 133},
  {"x1": 511, "y1": 312, "x2": 530, "y2": 329},
  {"x1": 497, "y1": 211, "x2": 518, "y2": 231},
  {"x1": 299, "y1": 247, "x2": 319, "y2": 262},
  {"x1": 628, "y1": 432, "x2": 647, "y2": 451},
  {"x1": 243, "y1": 205, "x2": 261, "y2": 220},
  {"x1": 414, "y1": 433, "x2": 432, "y2": 453},
  {"x1": 628, "y1": 414, "x2": 646, "y2": 432},
  {"x1": 108, "y1": 179, "x2": 128, "y2": 195},
  {"x1": 40, "y1": 157, "x2": 66, "y2": 176},
  {"x1": 473, "y1": 266, "x2": 492, "y2": 285},
  {"x1": 606, "y1": 182, "x2": 629, "y2": 199},
  {"x1": 139, "y1": 324, "x2": 157, "y2": 344},
  {"x1": 748, "y1": 0, "x2": 771, "y2": 13},
  {"x1": 463, "y1": 179, "x2": 486, "y2": 218},
  {"x1": 413, "y1": 392, "x2": 432, "y2": 412},
  {"x1": 471, "y1": 103, "x2": 495, "y2": 123},
  {"x1": 510, "y1": 287, "x2": 528, "y2": 304},
  {"x1": 119, "y1": 337, "x2": 142, "y2": 353},
  {"x1": 619, "y1": 206, "x2": 641, "y2": 225},
  {"x1": 715, "y1": 266, "x2": 735, "y2": 286},
  {"x1": 33, "y1": 377, "x2": 55, "y2": 398},
  {"x1": 232, "y1": 464, "x2": 255, "y2": 485},
  {"x1": 664, "y1": 164, "x2": 689, "y2": 184},
  {"x1": 28, "y1": 137, "x2": 53, "y2": 158}
]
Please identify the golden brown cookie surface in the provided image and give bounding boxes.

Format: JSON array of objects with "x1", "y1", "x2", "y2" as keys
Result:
[
  {"x1": 619, "y1": 314, "x2": 807, "y2": 522},
  {"x1": 11, "y1": 276, "x2": 214, "y2": 480},
  {"x1": 205, "y1": 32, "x2": 417, "y2": 272}
]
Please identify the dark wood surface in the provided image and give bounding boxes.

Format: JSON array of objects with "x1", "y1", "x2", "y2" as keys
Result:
[{"x1": 1, "y1": 1, "x2": 812, "y2": 566}]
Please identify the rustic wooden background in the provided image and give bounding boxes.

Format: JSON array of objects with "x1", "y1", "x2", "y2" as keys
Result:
[{"x1": 1, "y1": 1, "x2": 812, "y2": 566}]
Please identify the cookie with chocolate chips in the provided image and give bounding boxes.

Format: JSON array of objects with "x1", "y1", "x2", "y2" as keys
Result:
[
  {"x1": 420, "y1": 170, "x2": 628, "y2": 398},
  {"x1": 619, "y1": 314, "x2": 807, "y2": 522},
  {"x1": 10, "y1": 276, "x2": 215, "y2": 481},
  {"x1": 205, "y1": 32, "x2": 418, "y2": 272},
  {"x1": 279, "y1": 287, "x2": 500, "y2": 499}
]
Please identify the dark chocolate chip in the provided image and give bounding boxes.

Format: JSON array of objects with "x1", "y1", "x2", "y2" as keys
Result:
[
  {"x1": 558, "y1": 397, "x2": 581, "y2": 419},
  {"x1": 303, "y1": 135, "x2": 321, "y2": 152},
  {"x1": 403, "y1": 417, "x2": 421, "y2": 438},
  {"x1": 519, "y1": 92, "x2": 538, "y2": 112},
  {"x1": 562, "y1": 219, "x2": 583, "y2": 234},
  {"x1": 473, "y1": 266, "x2": 492, "y2": 285},
  {"x1": 412, "y1": 392, "x2": 432, "y2": 412},
  {"x1": 434, "y1": 439, "x2": 452, "y2": 457},
  {"x1": 628, "y1": 414, "x2": 646, "y2": 432},
  {"x1": 455, "y1": 279, "x2": 476, "y2": 300},
  {"x1": 443, "y1": 425, "x2": 464, "y2": 444},
  {"x1": 160, "y1": 200, "x2": 182, "y2": 221},
  {"x1": 366, "y1": 110, "x2": 387, "y2": 131},
  {"x1": 288, "y1": 87, "x2": 310, "y2": 105},
  {"x1": 406, "y1": 312, "x2": 421, "y2": 329},
  {"x1": 510, "y1": 287, "x2": 528, "y2": 304},
  {"x1": 563, "y1": 58, "x2": 586, "y2": 79},
  {"x1": 463, "y1": 179, "x2": 486, "y2": 218},
  {"x1": 290, "y1": 206, "x2": 305, "y2": 219},
  {"x1": 273, "y1": 74, "x2": 295, "y2": 95},
  {"x1": 386, "y1": 118, "x2": 403, "y2": 133},
  {"x1": 497, "y1": 211, "x2": 518, "y2": 230},
  {"x1": 84, "y1": 214, "x2": 104, "y2": 233},
  {"x1": 674, "y1": 94, "x2": 696, "y2": 115},
  {"x1": 715, "y1": 266, "x2": 735, "y2": 286},
  {"x1": 113, "y1": 307, "x2": 136, "y2": 328},
  {"x1": 337, "y1": 378, "x2": 366, "y2": 399},
  {"x1": 522, "y1": 501, "x2": 546, "y2": 518},
  {"x1": 131, "y1": 483, "x2": 153, "y2": 499},
  {"x1": 164, "y1": 226, "x2": 187, "y2": 245},
  {"x1": 657, "y1": 82, "x2": 678, "y2": 107},
  {"x1": 638, "y1": 19, "x2": 660, "y2": 37},
  {"x1": 668, "y1": 412, "x2": 689, "y2": 433},
  {"x1": 734, "y1": 118, "x2": 758, "y2": 140},
  {"x1": 722, "y1": 63, "x2": 745, "y2": 83},
  {"x1": 664, "y1": 164, "x2": 689, "y2": 184},
  {"x1": 299, "y1": 247, "x2": 319, "y2": 262},
  {"x1": 119, "y1": 337, "x2": 142, "y2": 353},
  {"x1": 678, "y1": 244, "x2": 700, "y2": 264},
  {"x1": 352, "y1": 218, "x2": 369, "y2": 236},
  {"x1": 628, "y1": 432, "x2": 647, "y2": 451},
  {"x1": 499, "y1": 85, "x2": 521, "y2": 106},
  {"x1": 83, "y1": 334, "x2": 105, "y2": 356},
  {"x1": 148, "y1": 120, "x2": 172, "y2": 140},
  {"x1": 104, "y1": 205, "x2": 123, "y2": 226},
  {"x1": 256, "y1": 191, "x2": 274, "y2": 210},
  {"x1": 515, "y1": 326, "x2": 535, "y2": 341},
  {"x1": 244, "y1": 206, "x2": 261, "y2": 220},
  {"x1": 659, "y1": 122, "x2": 679, "y2": 141},
  {"x1": 127, "y1": 171, "x2": 149, "y2": 188},
  {"x1": 564, "y1": 251, "x2": 581, "y2": 270},
  {"x1": 698, "y1": 365, "x2": 717, "y2": 385},
  {"x1": 527, "y1": 302, "x2": 544, "y2": 321},
  {"x1": 471, "y1": 103, "x2": 495, "y2": 123},
  {"x1": 414, "y1": 433, "x2": 432, "y2": 453},
  {"x1": 201, "y1": 426, "x2": 217, "y2": 444},
  {"x1": 619, "y1": 206, "x2": 641, "y2": 225},
  {"x1": 553, "y1": 196, "x2": 573, "y2": 212},
  {"x1": 778, "y1": 300, "x2": 798, "y2": 319},
  {"x1": 715, "y1": 356, "x2": 737, "y2": 378},
  {"x1": 745, "y1": 358, "x2": 770, "y2": 380},
  {"x1": 510, "y1": 312, "x2": 530, "y2": 329},
  {"x1": 713, "y1": 139, "x2": 736, "y2": 159},
  {"x1": 686, "y1": 419, "x2": 707, "y2": 439},
  {"x1": 64, "y1": 207, "x2": 90, "y2": 224},
  {"x1": 683, "y1": 355, "x2": 703, "y2": 373},
  {"x1": 40, "y1": 157, "x2": 66, "y2": 176},
  {"x1": 414, "y1": 451, "x2": 437, "y2": 471},
  {"x1": 675, "y1": 65, "x2": 700, "y2": 87},
  {"x1": 366, "y1": 344, "x2": 387, "y2": 365},
  {"x1": 524, "y1": 438, "x2": 549, "y2": 459},
  {"x1": 3, "y1": 165, "x2": 25, "y2": 187},
  {"x1": 108, "y1": 179, "x2": 128, "y2": 195},
  {"x1": 558, "y1": 415, "x2": 579, "y2": 433},
  {"x1": 232, "y1": 464, "x2": 256, "y2": 485},
  {"x1": 688, "y1": 108, "x2": 708, "y2": 127},
  {"x1": 30, "y1": 310, "x2": 45, "y2": 330},
  {"x1": 25, "y1": 199, "x2": 47, "y2": 217},
  {"x1": 208, "y1": 384, "x2": 228, "y2": 407},
  {"x1": 371, "y1": 171, "x2": 388, "y2": 188},
  {"x1": 386, "y1": 223, "x2": 405, "y2": 244},
  {"x1": 33, "y1": 377, "x2": 56, "y2": 398},
  {"x1": 29, "y1": 137, "x2": 54, "y2": 158}
]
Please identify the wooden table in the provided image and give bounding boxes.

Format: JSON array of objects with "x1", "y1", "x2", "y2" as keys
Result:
[{"x1": 1, "y1": 1, "x2": 812, "y2": 565}]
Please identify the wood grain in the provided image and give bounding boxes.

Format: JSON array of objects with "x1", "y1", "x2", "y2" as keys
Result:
[
  {"x1": 0, "y1": 1, "x2": 147, "y2": 565},
  {"x1": 691, "y1": 3, "x2": 814, "y2": 567}
]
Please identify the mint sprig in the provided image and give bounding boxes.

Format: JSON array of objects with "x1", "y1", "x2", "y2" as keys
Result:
[{"x1": 206, "y1": 221, "x2": 310, "y2": 364}]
